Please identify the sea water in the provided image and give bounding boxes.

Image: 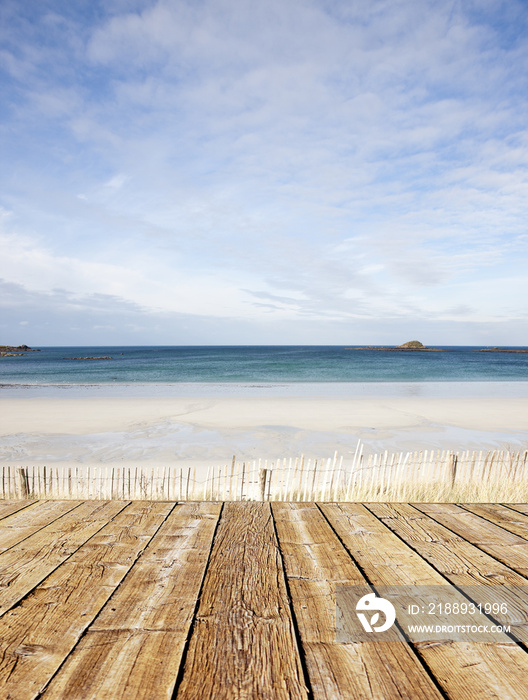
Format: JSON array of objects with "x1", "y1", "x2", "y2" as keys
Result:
[{"x1": 1, "y1": 346, "x2": 527, "y2": 398}]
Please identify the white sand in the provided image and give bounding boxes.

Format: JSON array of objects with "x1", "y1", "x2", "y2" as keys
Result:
[{"x1": 1, "y1": 396, "x2": 527, "y2": 474}]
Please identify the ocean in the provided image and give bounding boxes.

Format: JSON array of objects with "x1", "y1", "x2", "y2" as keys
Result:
[
  {"x1": 1, "y1": 346, "x2": 528, "y2": 397},
  {"x1": 2, "y1": 347, "x2": 527, "y2": 461}
]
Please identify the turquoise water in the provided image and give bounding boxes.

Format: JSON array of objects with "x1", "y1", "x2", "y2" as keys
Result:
[{"x1": 1, "y1": 345, "x2": 527, "y2": 386}]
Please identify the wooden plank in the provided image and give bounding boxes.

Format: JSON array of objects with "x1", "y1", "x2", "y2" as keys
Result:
[
  {"x1": 49, "y1": 631, "x2": 188, "y2": 696},
  {"x1": 414, "y1": 502, "x2": 528, "y2": 576},
  {"x1": 0, "y1": 500, "x2": 83, "y2": 552},
  {"x1": 43, "y1": 502, "x2": 222, "y2": 699},
  {"x1": 321, "y1": 503, "x2": 528, "y2": 700},
  {"x1": 367, "y1": 503, "x2": 528, "y2": 645},
  {"x1": 0, "y1": 500, "x2": 37, "y2": 520},
  {"x1": 366, "y1": 503, "x2": 526, "y2": 585},
  {"x1": 505, "y1": 503, "x2": 528, "y2": 516},
  {"x1": 457, "y1": 503, "x2": 528, "y2": 540},
  {"x1": 0, "y1": 501, "x2": 173, "y2": 699},
  {"x1": 300, "y1": 642, "x2": 440, "y2": 700},
  {"x1": 414, "y1": 503, "x2": 528, "y2": 546},
  {"x1": 273, "y1": 502, "x2": 364, "y2": 643},
  {"x1": 175, "y1": 501, "x2": 309, "y2": 699},
  {"x1": 320, "y1": 504, "x2": 441, "y2": 585},
  {"x1": 272, "y1": 502, "x2": 442, "y2": 699},
  {"x1": 0, "y1": 500, "x2": 127, "y2": 616}
]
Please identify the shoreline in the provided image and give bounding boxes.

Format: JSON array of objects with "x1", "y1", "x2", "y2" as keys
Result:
[{"x1": 2, "y1": 379, "x2": 528, "y2": 399}]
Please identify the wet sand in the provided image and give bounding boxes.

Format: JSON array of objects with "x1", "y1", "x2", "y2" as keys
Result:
[{"x1": 1, "y1": 395, "x2": 527, "y2": 475}]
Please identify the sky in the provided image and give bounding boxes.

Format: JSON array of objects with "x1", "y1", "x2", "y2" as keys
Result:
[{"x1": 1, "y1": 0, "x2": 527, "y2": 346}]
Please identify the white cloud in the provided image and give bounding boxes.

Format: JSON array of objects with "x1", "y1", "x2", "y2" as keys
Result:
[
  {"x1": 104, "y1": 174, "x2": 127, "y2": 190},
  {"x1": 0, "y1": 0, "x2": 527, "y2": 343},
  {"x1": 0, "y1": 231, "x2": 259, "y2": 319}
]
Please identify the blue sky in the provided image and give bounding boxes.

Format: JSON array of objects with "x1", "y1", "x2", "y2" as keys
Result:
[{"x1": 1, "y1": 0, "x2": 527, "y2": 345}]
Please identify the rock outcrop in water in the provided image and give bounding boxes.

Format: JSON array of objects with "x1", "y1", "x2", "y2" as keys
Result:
[
  {"x1": 480, "y1": 347, "x2": 528, "y2": 353},
  {"x1": 64, "y1": 356, "x2": 113, "y2": 360},
  {"x1": 0, "y1": 344, "x2": 40, "y2": 357},
  {"x1": 349, "y1": 340, "x2": 445, "y2": 351}
]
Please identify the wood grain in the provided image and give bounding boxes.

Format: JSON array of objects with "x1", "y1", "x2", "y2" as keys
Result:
[
  {"x1": 0, "y1": 500, "x2": 37, "y2": 520},
  {"x1": 507, "y1": 504, "x2": 528, "y2": 516},
  {"x1": 367, "y1": 503, "x2": 528, "y2": 645},
  {"x1": 414, "y1": 502, "x2": 528, "y2": 576},
  {"x1": 0, "y1": 501, "x2": 173, "y2": 699},
  {"x1": 0, "y1": 500, "x2": 527, "y2": 699},
  {"x1": 175, "y1": 501, "x2": 309, "y2": 700},
  {"x1": 459, "y1": 503, "x2": 528, "y2": 540},
  {"x1": 43, "y1": 502, "x2": 222, "y2": 699},
  {"x1": 0, "y1": 500, "x2": 83, "y2": 552},
  {"x1": 0, "y1": 500, "x2": 127, "y2": 616},
  {"x1": 321, "y1": 503, "x2": 528, "y2": 699},
  {"x1": 273, "y1": 502, "x2": 442, "y2": 699}
]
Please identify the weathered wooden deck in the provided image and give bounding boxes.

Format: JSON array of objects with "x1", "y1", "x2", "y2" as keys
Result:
[{"x1": 1, "y1": 500, "x2": 528, "y2": 698}]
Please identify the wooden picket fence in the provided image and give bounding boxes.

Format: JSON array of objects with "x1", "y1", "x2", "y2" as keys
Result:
[{"x1": 3, "y1": 445, "x2": 528, "y2": 502}]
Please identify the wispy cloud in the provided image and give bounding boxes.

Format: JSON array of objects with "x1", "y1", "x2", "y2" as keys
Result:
[{"x1": 1, "y1": 0, "x2": 527, "y2": 344}]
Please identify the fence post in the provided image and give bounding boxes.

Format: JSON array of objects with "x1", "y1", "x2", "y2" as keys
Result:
[
  {"x1": 17, "y1": 467, "x2": 30, "y2": 499},
  {"x1": 185, "y1": 467, "x2": 191, "y2": 501},
  {"x1": 239, "y1": 462, "x2": 246, "y2": 500},
  {"x1": 258, "y1": 468, "x2": 268, "y2": 501},
  {"x1": 449, "y1": 453, "x2": 458, "y2": 488}
]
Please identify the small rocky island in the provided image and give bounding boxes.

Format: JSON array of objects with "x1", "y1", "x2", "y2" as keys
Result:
[
  {"x1": 350, "y1": 340, "x2": 445, "y2": 352},
  {"x1": 0, "y1": 344, "x2": 40, "y2": 357}
]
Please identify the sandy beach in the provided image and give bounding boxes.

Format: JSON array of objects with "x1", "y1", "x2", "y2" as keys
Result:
[{"x1": 2, "y1": 393, "x2": 527, "y2": 475}]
